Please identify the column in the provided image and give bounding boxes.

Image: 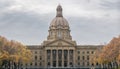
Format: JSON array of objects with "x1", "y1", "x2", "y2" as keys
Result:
[
  {"x1": 51, "y1": 49, "x2": 52, "y2": 67},
  {"x1": 56, "y1": 50, "x2": 58, "y2": 67},
  {"x1": 73, "y1": 50, "x2": 75, "y2": 67},
  {"x1": 45, "y1": 50, "x2": 47, "y2": 68},
  {"x1": 67, "y1": 50, "x2": 70, "y2": 67},
  {"x1": 62, "y1": 50, "x2": 64, "y2": 67}
]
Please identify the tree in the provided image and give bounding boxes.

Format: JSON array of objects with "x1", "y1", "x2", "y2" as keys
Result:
[
  {"x1": 0, "y1": 36, "x2": 32, "y2": 69},
  {"x1": 92, "y1": 36, "x2": 120, "y2": 69}
]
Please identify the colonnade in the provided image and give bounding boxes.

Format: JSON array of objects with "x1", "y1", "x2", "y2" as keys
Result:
[{"x1": 46, "y1": 49, "x2": 75, "y2": 68}]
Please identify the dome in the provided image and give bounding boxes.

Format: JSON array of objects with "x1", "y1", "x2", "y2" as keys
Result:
[
  {"x1": 47, "y1": 5, "x2": 72, "y2": 40},
  {"x1": 50, "y1": 5, "x2": 69, "y2": 28},
  {"x1": 50, "y1": 17, "x2": 69, "y2": 27}
]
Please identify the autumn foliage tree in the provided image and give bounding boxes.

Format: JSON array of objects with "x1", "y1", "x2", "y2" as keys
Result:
[
  {"x1": 0, "y1": 36, "x2": 32, "y2": 68},
  {"x1": 92, "y1": 36, "x2": 120, "y2": 69}
]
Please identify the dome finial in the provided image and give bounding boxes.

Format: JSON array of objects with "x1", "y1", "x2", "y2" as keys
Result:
[{"x1": 56, "y1": 4, "x2": 63, "y2": 17}]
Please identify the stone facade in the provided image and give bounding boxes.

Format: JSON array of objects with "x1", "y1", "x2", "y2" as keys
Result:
[{"x1": 22, "y1": 5, "x2": 103, "y2": 69}]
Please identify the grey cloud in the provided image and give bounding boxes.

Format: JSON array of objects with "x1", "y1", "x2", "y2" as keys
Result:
[
  {"x1": 0, "y1": 0, "x2": 13, "y2": 8},
  {"x1": 100, "y1": 0, "x2": 120, "y2": 10},
  {"x1": 0, "y1": 0, "x2": 119, "y2": 45},
  {"x1": 67, "y1": 16, "x2": 119, "y2": 44},
  {"x1": 0, "y1": 11, "x2": 53, "y2": 28},
  {"x1": 0, "y1": 0, "x2": 15, "y2": 11},
  {"x1": 0, "y1": 10, "x2": 54, "y2": 44},
  {"x1": 72, "y1": 0, "x2": 120, "y2": 10}
]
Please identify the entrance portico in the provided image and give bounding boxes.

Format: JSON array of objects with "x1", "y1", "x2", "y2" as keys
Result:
[{"x1": 45, "y1": 48, "x2": 76, "y2": 68}]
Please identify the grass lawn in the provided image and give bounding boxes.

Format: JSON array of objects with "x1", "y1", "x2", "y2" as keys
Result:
[
  {"x1": 113, "y1": 66, "x2": 120, "y2": 69},
  {"x1": 118, "y1": 66, "x2": 120, "y2": 69}
]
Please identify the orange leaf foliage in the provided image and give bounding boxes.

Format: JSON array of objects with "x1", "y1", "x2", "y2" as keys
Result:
[
  {"x1": 0, "y1": 36, "x2": 32, "y2": 65},
  {"x1": 92, "y1": 36, "x2": 120, "y2": 64}
]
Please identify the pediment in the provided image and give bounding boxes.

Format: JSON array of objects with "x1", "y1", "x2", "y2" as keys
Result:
[{"x1": 45, "y1": 39, "x2": 76, "y2": 46}]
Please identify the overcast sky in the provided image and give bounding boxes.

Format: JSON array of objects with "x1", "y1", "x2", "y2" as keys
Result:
[{"x1": 0, "y1": 0, "x2": 120, "y2": 45}]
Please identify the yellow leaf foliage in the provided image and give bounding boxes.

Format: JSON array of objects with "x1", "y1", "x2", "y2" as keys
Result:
[
  {"x1": 92, "y1": 36, "x2": 120, "y2": 64},
  {"x1": 0, "y1": 36, "x2": 33, "y2": 64}
]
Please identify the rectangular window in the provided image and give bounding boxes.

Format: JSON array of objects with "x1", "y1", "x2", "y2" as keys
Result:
[
  {"x1": 64, "y1": 50, "x2": 68, "y2": 60},
  {"x1": 78, "y1": 51, "x2": 80, "y2": 54},
  {"x1": 87, "y1": 56, "x2": 89, "y2": 60},
  {"x1": 47, "y1": 50, "x2": 51, "y2": 60},
  {"x1": 35, "y1": 62, "x2": 37, "y2": 66},
  {"x1": 26, "y1": 63, "x2": 27, "y2": 66},
  {"x1": 82, "y1": 62, "x2": 85, "y2": 66},
  {"x1": 52, "y1": 50, "x2": 56, "y2": 60},
  {"x1": 82, "y1": 56, "x2": 84, "y2": 60},
  {"x1": 35, "y1": 56, "x2": 37, "y2": 60},
  {"x1": 87, "y1": 62, "x2": 89, "y2": 66},
  {"x1": 35, "y1": 51, "x2": 37, "y2": 54},
  {"x1": 87, "y1": 51, "x2": 89, "y2": 54},
  {"x1": 91, "y1": 51, "x2": 94, "y2": 54},
  {"x1": 30, "y1": 62, "x2": 32, "y2": 66},
  {"x1": 58, "y1": 50, "x2": 62, "y2": 60},
  {"x1": 53, "y1": 61, "x2": 56, "y2": 67},
  {"x1": 69, "y1": 62, "x2": 73, "y2": 67},
  {"x1": 69, "y1": 50, "x2": 73, "y2": 60},
  {"x1": 82, "y1": 51, "x2": 85, "y2": 54},
  {"x1": 78, "y1": 56, "x2": 80, "y2": 60},
  {"x1": 58, "y1": 61, "x2": 62, "y2": 67},
  {"x1": 64, "y1": 61, "x2": 67, "y2": 67},
  {"x1": 40, "y1": 56, "x2": 42, "y2": 60},
  {"x1": 39, "y1": 62, "x2": 42, "y2": 66},
  {"x1": 47, "y1": 62, "x2": 50, "y2": 66}
]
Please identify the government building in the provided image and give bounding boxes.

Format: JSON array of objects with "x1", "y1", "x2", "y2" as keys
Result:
[{"x1": 23, "y1": 5, "x2": 103, "y2": 69}]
